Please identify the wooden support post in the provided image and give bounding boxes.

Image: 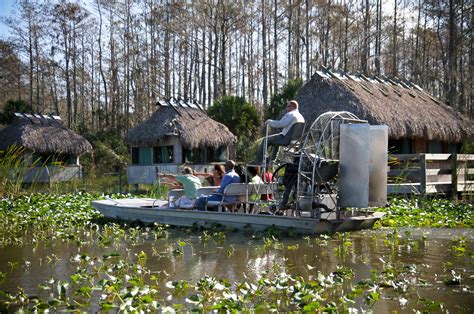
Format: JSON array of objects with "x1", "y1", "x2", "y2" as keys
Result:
[
  {"x1": 118, "y1": 169, "x2": 123, "y2": 194},
  {"x1": 419, "y1": 154, "x2": 426, "y2": 197},
  {"x1": 451, "y1": 153, "x2": 458, "y2": 200}
]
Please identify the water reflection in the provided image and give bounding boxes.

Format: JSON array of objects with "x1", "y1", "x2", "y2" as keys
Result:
[{"x1": 0, "y1": 228, "x2": 472, "y2": 311}]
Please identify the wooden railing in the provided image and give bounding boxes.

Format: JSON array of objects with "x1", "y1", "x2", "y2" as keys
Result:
[
  {"x1": 127, "y1": 155, "x2": 474, "y2": 197},
  {"x1": 388, "y1": 154, "x2": 474, "y2": 197}
]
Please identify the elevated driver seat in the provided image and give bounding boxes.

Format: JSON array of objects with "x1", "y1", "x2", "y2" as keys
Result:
[{"x1": 271, "y1": 122, "x2": 306, "y2": 162}]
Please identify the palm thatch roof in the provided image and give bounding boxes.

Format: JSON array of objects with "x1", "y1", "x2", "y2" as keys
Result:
[
  {"x1": 0, "y1": 113, "x2": 92, "y2": 155},
  {"x1": 126, "y1": 100, "x2": 237, "y2": 149},
  {"x1": 295, "y1": 70, "x2": 473, "y2": 143}
]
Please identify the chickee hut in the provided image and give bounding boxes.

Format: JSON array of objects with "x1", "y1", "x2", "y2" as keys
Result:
[
  {"x1": 125, "y1": 99, "x2": 237, "y2": 184},
  {"x1": 0, "y1": 113, "x2": 92, "y2": 182},
  {"x1": 295, "y1": 70, "x2": 474, "y2": 154}
]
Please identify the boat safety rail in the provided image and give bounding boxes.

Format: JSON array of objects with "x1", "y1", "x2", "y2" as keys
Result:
[
  {"x1": 262, "y1": 124, "x2": 270, "y2": 178},
  {"x1": 204, "y1": 182, "x2": 280, "y2": 213}
]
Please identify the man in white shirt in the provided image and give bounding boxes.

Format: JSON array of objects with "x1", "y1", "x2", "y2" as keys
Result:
[{"x1": 255, "y1": 100, "x2": 305, "y2": 164}]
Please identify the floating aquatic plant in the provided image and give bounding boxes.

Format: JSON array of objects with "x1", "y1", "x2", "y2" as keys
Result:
[
  {"x1": 378, "y1": 198, "x2": 473, "y2": 228},
  {"x1": 0, "y1": 193, "x2": 472, "y2": 312}
]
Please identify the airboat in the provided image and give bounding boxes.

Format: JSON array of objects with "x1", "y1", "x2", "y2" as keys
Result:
[{"x1": 92, "y1": 111, "x2": 387, "y2": 234}]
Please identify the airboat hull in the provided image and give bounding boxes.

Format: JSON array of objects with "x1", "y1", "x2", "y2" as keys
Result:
[{"x1": 92, "y1": 198, "x2": 385, "y2": 234}]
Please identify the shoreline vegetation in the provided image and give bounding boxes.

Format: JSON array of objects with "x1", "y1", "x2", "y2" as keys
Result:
[{"x1": 0, "y1": 192, "x2": 472, "y2": 312}]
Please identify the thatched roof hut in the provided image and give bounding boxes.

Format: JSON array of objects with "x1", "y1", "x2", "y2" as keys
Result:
[
  {"x1": 0, "y1": 113, "x2": 92, "y2": 155},
  {"x1": 126, "y1": 100, "x2": 236, "y2": 150},
  {"x1": 295, "y1": 70, "x2": 473, "y2": 145},
  {"x1": 126, "y1": 100, "x2": 236, "y2": 183}
]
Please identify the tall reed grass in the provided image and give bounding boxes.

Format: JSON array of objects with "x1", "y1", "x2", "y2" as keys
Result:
[
  {"x1": 0, "y1": 146, "x2": 141, "y2": 197},
  {"x1": 0, "y1": 146, "x2": 43, "y2": 196}
]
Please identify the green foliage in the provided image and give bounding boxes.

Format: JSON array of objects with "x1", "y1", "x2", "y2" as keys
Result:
[
  {"x1": 461, "y1": 141, "x2": 474, "y2": 154},
  {"x1": 265, "y1": 78, "x2": 303, "y2": 120},
  {"x1": 0, "y1": 193, "x2": 102, "y2": 247},
  {"x1": 0, "y1": 99, "x2": 33, "y2": 124},
  {"x1": 208, "y1": 96, "x2": 260, "y2": 141},
  {"x1": 208, "y1": 96, "x2": 261, "y2": 161},
  {"x1": 377, "y1": 197, "x2": 473, "y2": 228},
  {"x1": 80, "y1": 130, "x2": 130, "y2": 174}
]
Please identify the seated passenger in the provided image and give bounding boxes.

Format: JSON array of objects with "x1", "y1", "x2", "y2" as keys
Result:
[
  {"x1": 196, "y1": 160, "x2": 240, "y2": 211},
  {"x1": 261, "y1": 163, "x2": 274, "y2": 201},
  {"x1": 247, "y1": 166, "x2": 262, "y2": 201},
  {"x1": 204, "y1": 164, "x2": 225, "y2": 186},
  {"x1": 158, "y1": 167, "x2": 202, "y2": 207},
  {"x1": 255, "y1": 100, "x2": 305, "y2": 164}
]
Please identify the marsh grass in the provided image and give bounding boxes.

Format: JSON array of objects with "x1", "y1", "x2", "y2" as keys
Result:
[
  {"x1": 0, "y1": 146, "x2": 43, "y2": 196},
  {"x1": 0, "y1": 147, "x2": 165, "y2": 197}
]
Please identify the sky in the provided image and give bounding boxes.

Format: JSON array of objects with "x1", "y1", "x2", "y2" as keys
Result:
[
  {"x1": 0, "y1": 0, "x2": 16, "y2": 40},
  {"x1": 0, "y1": 0, "x2": 416, "y2": 43}
]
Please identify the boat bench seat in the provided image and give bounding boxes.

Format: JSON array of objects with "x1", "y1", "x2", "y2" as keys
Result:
[
  {"x1": 246, "y1": 182, "x2": 279, "y2": 213},
  {"x1": 168, "y1": 186, "x2": 219, "y2": 209},
  {"x1": 205, "y1": 183, "x2": 278, "y2": 213}
]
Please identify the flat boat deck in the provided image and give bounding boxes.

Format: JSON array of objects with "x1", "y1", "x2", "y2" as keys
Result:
[{"x1": 92, "y1": 198, "x2": 384, "y2": 234}]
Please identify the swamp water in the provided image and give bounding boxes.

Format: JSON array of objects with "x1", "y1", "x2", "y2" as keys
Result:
[{"x1": 0, "y1": 226, "x2": 473, "y2": 312}]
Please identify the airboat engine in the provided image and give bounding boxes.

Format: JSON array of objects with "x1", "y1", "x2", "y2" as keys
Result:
[
  {"x1": 296, "y1": 111, "x2": 388, "y2": 213},
  {"x1": 339, "y1": 123, "x2": 388, "y2": 208}
]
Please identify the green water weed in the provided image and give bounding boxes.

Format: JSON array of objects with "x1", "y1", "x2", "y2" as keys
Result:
[
  {"x1": 450, "y1": 235, "x2": 468, "y2": 256},
  {"x1": 378, "y1": 197, "x2": 473, "y2": 228}
]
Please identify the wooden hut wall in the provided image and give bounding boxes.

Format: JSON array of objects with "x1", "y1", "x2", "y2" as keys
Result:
[
  {"x1": 389, "y1": 139, "x2": 461, "y2": 154},
  {"x1": 131, "y1": 137, "x2": 182, "y2": 165}
]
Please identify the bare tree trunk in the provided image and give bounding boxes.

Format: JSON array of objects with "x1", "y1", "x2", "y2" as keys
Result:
[
  {"x1": 27, "y1": 7, "x2": 34, "y2": 110},
  {"x1": 164, "y1": 14, "x2": 171, "y2": 98},
  {"x1": 470, "y1": 0, "x2": 474, "y2": 117},
  {"x1": 273, "y1": 0, "x2": 278, "y2": 94},
  {"x1": 110, "y1": 37, "x2": 118, "y2": 130},
  {"x1": 213, "y1": 19, "x2": 219, "y2": 100},
  {"x1": 124, "y1": 0, "x2": 131, "y2": 131},
  {"x1": 446, "y1": 0, "x2": 457, "y2": 107},
  {"x1": 412, "y1": 0, "x2": 422, "y2": 82},
  {"x1": 362, "y1": 0, "x2": 369, "y2": 74},
  {"x1": 200, "y1": 29, "x2": 206, "y2": 104},
  {"x1": 192, "y1": 32, "x2": 200, "y2": 100},
  {"x1": 294, "y1": 2, "x2": 301, "y2": 78},
  {"x1": 343, "y1": 1, "x2": 350, "y2": 72},
  {"x1": 90, "y1": 39, "x2": 95, "y2": 130},
  {"x1": 262, "y1": 0, "x2": 268, "y2": 105},
  {"x1": 220, "y1": 13, "x2": 227, "y2": 96},
  {"x1": 183, "y1": 35, "x2": 189, "y2": 99},
  {"x1": 248, "y1": 25, "x2": 255, "y2": 101},
  {"x1": 323, "y1": 0, "x2": 331, "y2": 67},
  {"x1": 287, "y1": 0, "x2": 292, "y2": 79},
  {"x1": 34, "y1": 29, "x2": 40, "y2": 111},
  {"x1": 207, "y1": 27, "x2": 213, "y2": 107},
  {"x1": 392, "y1": 0, "x2": 398, "y2": 76},
  {"x1": 72, "y1": 23, "x2": 78, "y2": 127},
  {"x1": 97, "y1": 1, "x2": 108, "y2": 127},
  {"x1": 305, "y1": 0, "x2": 310, "y2": 80},
  {"x1": 64, "y1": 30, "x2": 72, "y2": 128},
  {"x1": 177, "y1": 40, "x2": 182, "y2": 98},
  {"x1": 150, "y1": 4, "x2": 156, "y2": 108},
  {"x1": 374, "y1": 0, "x2": 382, "y2": 75},
  {"x1": 81, "y1": 34, "x2": 86, "y2": 127}
]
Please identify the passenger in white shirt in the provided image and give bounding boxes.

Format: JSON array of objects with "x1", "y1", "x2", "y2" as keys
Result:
[{"x1": 255, "y1": 100, "x2": 305, "y2": 164}]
